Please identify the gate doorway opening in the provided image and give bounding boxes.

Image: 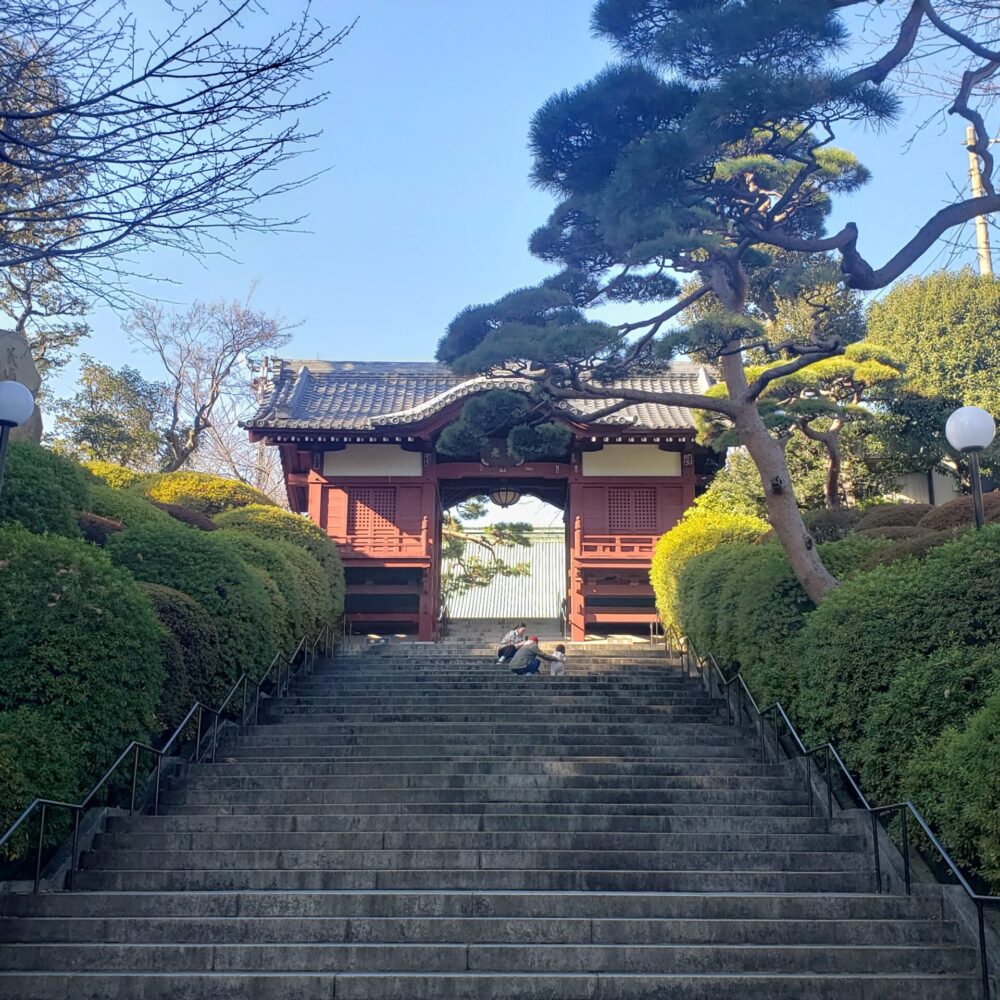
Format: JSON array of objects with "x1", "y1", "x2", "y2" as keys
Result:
[{"x1": 440, "y1": 494, "x2": 567, "y2": 638}]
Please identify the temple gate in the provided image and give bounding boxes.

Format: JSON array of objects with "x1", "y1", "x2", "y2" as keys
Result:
[{"x1": 247, "y1": 360, "x2": 712, "y2": 641}]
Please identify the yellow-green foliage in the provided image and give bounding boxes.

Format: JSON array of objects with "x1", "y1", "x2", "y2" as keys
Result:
[
  {"x1": 85, "y1": 482, "x2": 172, "y2": 530},
  {"x1": 650, "y1": 509, "x2": 767, "y2": 630},
  {"x1": 0, "y1": 442, "x2": 91, "y2": 537},
  {"x1": 214, "y1": 505, "x2": 345, "y2": 620},
  {"x1": 133, "y1": 471, "x2": 276, "y2": 516},
  {"x1": 84, "y1": 461, "x2": 147, "y2": 491}
]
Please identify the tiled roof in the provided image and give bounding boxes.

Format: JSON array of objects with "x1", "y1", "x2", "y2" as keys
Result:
[
  {"x1": 247, "y1": 359, "x2": 712, "y2": 433},
  {"x1": 442, "y1": 529, "x2": 566, "y2": 620}
]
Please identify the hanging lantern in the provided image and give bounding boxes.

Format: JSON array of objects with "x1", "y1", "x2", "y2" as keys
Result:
[{"x1": 489, "y1": 487, "x2": 521, "y2": 508}]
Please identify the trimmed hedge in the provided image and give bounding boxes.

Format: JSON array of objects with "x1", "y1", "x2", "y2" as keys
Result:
[
  {"x1": 906, "y1": 689, "x2": 1000, "y2": 886},
  {"x1": 855, "y1": 524, "x2": 933, "y2": 540},
  {"x1": 0, "y1": 526, "x2": 164, "y2": 839},
  {"x1": 138, "y1": 583, "x2": 226, "y2": 728},
  {"x1": 860, "y1": 646, "x2": 1000, "y2": 806},
  {"x1": 917, "y1": 490, "x2": 1000, "y2": 531},
  {"x1": 83, "y1": 461, "x2": 147, "y2": 491},
  {"x1": 107, "y1": 521, "x2": 285, "y2": 680},
  {"x1": 802, "y1": 507, "x2": 862, "y2": 542},
  {"x1": 0, "y1": 442, "x2": 90, "y2": 537},
  {"x1": 134, "y1": 472, "x2": 275, "y2": 516},
  {"x1": 855, "y1": 503, "x2": 933, "y2": 530},
  {"x1": 859, "y1": 529, "x2": 959, "y2": 570},
  {"x1": 795, "y1": 526, "x2": 1000, "y2": 759},
  {"x1": 649, "y1": 510, "x2": 767, "y2": 631},
  {"x1": 214, "y1": 505, "x2": 345, "y2": 621},
  {"x1": 152, "y1": 502, "x2": 218, "y2": 531},
  {"x1": 85, "y1": 482, "x2": 172, "y2": 531}
]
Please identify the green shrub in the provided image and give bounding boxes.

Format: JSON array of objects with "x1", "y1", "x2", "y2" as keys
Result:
[
  {"x1": 650, "y1": 509, "x2": 767, "y2": 631},
  {"x1": 802, "y1": 506, "x2": 863, "y2": 542},
  {"x1": 906, "y1": 689, "x2": 1000, "y2": 887},
  {"x1": 855, "y1": 503, "x2": 933, "y2": 530},
  {"x1": 134, "y1": 471, "x2": 276, "y2": 516},
  {"x1": 107, "y1": 521, "x2": 285, "y2": 680},
  {"x1": 855, "y1": 525, "x2": 933, "y2": 540},
  {"x1": 83, "y1": 461, "x2": 147, "y2": 491},
  {"x1": 918, "y1": 491, "x2": 1000, "y2": 531},
  {"x1": 0, "y1": 442, "x2": 90, "y2": 537},
  {"x1": 859, "y1": 529, "x2": 959, "y2": 570},
  {"x1": 795, "y1": 525, "x2": 1000, "y2": 762},
  {"x1": 0, "y1": 707, "x2": 76, "y2": 860},
  {"x1": 214, "y1": 505, "x2": 345, "y2": 622},
  {"x1": 214, "y1": 532, "x2": 307, "y2": 647},
  {"x1": 137, "y1": 584, "x2": 226, "y2": 728},
  {"x1": 0, "y1": 526, "x2": 164, "y2": 841},
  {"x1": 859, "y1": 647, "x2": 1000, "y2": 806},
  {"x1": 85, "y1": 482, "x2": 172, "y2": 530},
  {"x1": 675, "y1": 542, "x2": 756, "y2": 661}
]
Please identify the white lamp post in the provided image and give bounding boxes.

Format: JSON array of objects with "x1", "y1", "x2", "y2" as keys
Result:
[
  {"x1": 0, "y1": 380, "x2": 36, "y2": 501},
  {"x1": 945, "y1": 405, "x2": 997, "y2": 529}
]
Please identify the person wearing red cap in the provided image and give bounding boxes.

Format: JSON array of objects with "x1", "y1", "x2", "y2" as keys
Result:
[{"x1": 508, "y1": 635, "x2": 556, "y2": 675}]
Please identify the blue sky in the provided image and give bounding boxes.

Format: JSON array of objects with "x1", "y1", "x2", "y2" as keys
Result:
[{"x1": 71, "y1": 0, "x2": 987, "y2": 387}]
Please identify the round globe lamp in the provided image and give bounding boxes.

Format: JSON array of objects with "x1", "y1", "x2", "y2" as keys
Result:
[
  {"x1": 945, "y1": 405, "x2": 997, "y2": 529},
  {"x1": 0, "y1": 380, "x2": 36, "y2": 500}
]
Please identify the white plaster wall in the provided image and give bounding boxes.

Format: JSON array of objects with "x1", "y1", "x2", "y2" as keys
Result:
[
  {"x1": 322, "y1": 444, "x2": 423, "y2": 477},
  {"x1": 581, "y1": 445, "x2": 681, "y2": 477}
]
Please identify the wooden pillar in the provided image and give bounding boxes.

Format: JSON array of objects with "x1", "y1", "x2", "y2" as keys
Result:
[{"x1": 568, "y1": 512, "x2": 586, "y2": 642}]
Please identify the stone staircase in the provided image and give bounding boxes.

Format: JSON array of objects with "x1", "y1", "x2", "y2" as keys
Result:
[{"x1": 0, "y1": 644, "x2": 979, "y2": 998}]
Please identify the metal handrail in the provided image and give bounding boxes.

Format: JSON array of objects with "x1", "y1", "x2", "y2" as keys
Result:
[
  {"x1": 0, "y1": 622, "x2": 336, "y2": 893},
  {"x1": 665, "y1": 624, "x2": 999, "y2": 999}
]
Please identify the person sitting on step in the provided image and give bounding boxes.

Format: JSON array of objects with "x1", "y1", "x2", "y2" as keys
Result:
[
  {"x1": 549, "y1": 644, "x2": 567, "y2": 676},
  {"x1": 509, "y1": 635, "x2": 556, "y2": 676},
  {"x1": 496, "y1": 622, "x2": 527, "y2": 664}
]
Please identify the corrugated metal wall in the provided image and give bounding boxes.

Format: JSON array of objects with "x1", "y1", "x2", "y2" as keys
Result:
[{"x1": 442, "y1": 528, "x2": 566, "y2": 619}]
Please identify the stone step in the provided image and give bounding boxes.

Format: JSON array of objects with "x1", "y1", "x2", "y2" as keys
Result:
[
  {"x1": 69, "y1": 869, "x2": 877, "y2": 893},
  {"x1": 0, "y1": 915, "x2": 957, "y2": 946},
  {"x1": 0, "y1": 970, "x2": 976, "y2": 1000},
  {"x1": 107, "y1": 812, "x2": 850, "y2": 835},
  {"x1": 80, "y1": 847, "x2": 867, "y2": 873},
  {"x1": 91, "y1": 831, "x2": 864, "y2": 854},
  {"x1": 1, "y1": 891, "x2": 945, "y2": 922},
  {"x1": 0, "y1": 941, "x2": 974, "y2": 974}
]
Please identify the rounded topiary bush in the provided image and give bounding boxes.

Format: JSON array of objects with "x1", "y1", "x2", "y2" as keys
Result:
[
  {"x1": 794, "y1": 525, "x2": 1000, "y2": 762},
  {"x1": 133, "y1": 471, "x2": 275, "y2": 516},
  {"x1": 107, "y1": 521, "x2": 285, "y2": 680},
  {"x1": 855, "y1": 503, "x2": 933, "y2": 531},
  {"x1": 0, "y1": 526, "x2": 164, "y2": 839},
  {"x1": 917, "y1": 491, "x2": 1000, "y2": 531},
  {"x1": 802, "y1": 506, "x2": 863, "y2": 542},
  {"x1": 650, "y1": 509, "x2": 768, "y2": 631},
  {"x1": 214, "y1": 505, "x2": 345, "y2": 621},
  {"x1": 0, "y1": 442, "x2": 90, "y2": 537},
  {"x1": 214, "y1": 532, "x2": 306, "y2": 647},
  {"x1": 859, "y1": 529, "x2": 959, "y2": 571},
  {"x1": 905, "y1": 689, "x2": 1000, "y2": 888},
  {"x1": 855, "y1": 524, "x2": 933, "y2": 541},
  {"x1": 138, "y1": 583, "x2": 226, "y2": 728},
  {"x1": 83, "y1": 461, "x2": 147, "y2": 491},
  {"x1": 85, "y1": 482, "x2": 172, "y2": 531}
]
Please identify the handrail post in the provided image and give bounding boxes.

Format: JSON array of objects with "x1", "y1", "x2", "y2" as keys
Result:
[
  {"x1": 241, "y1": 676, "x2": 248, "y2": 724},
  {"x1": 872, "y1": 810, "x2": 882, "y2": 893},
  {"x1": 900, "y1": 806, "x2": 911, "y2": 895},
  {"x1": 129, "y1": 743, "x2": 140, "y2": 816},
  {"x1": 824, "y1": 745, "x2": 833, "y2": 817},
  {"x1": 153, "y1": 753, "x2": 162, "y2": 816},
  {"x1": 212, "y1": 711, "x2": 219, "y2": 764},
  {"x1": 194, "y1": 706, "x2": 203, "y2": 763},
  {"x1": 33, "y1": 803, "x2": 46, "y2": 894},
  {"x1": 977, "y1": 901, "x2": 990, "y2": 1000},
  {"x1": 68, "y1": 808, "x2": 81, "y2": 891},
  {"x1": 759, "y1": 708, "x2": 766, "y2": 764}
]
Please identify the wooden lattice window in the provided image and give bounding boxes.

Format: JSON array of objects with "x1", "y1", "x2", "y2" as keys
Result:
[
  {"x1": 608, "y1": 487, "x2": 657, "y2": 532},
  {"x1": 348, "y1": 488, "x2": 397, "y2": 536}
]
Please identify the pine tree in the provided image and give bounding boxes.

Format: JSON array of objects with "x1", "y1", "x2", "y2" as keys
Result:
[{"x1": 437, "y1": 0, "x2": 1000, "y2": 603}]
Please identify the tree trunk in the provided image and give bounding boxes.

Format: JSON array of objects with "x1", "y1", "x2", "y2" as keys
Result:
[
  {"x1": 717, "y1": 355, "x2": 838, "y2": 604},
  {"x1": 824, "y1": 436, "x2": 843, "y2": 509}
]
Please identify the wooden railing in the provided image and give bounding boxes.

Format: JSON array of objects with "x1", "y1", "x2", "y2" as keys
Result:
[{"x1": 577, "y1": 533, "x2": 659, "y2": 557}]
